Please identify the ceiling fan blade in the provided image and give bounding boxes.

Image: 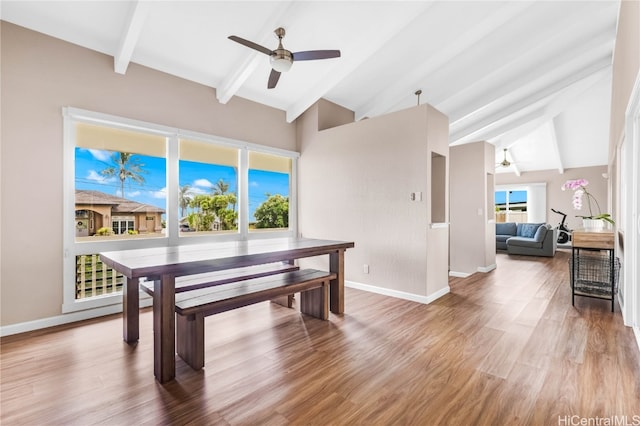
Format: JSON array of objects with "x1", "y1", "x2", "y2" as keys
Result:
[
  {"x1": 268, "y1": 69, "x2": 281, "y2": 89},
  {"x1": 292, "y1": 50, "x2": 341, "y2": 61},
  {"x1": 228, "y1": 36, "x2": 273, "y2": 56}
]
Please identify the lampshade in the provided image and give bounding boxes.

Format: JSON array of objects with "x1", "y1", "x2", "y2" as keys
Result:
[{"x1": 270, "y1": 56, "x2": 292, "y2": 72}]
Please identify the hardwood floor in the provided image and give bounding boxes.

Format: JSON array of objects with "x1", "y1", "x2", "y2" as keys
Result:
[{"x1": 2, "y1": 250, "x2": 639, "y2": 425}]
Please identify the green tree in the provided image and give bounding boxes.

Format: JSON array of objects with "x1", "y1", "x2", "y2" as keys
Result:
[
  {"x1": 254, "y1": 194, "x2": 289, "y2": 229},
  {"x1": 189, "y1": 193, "x2": 237, "y2": 231},
  {"x1": 100, "y1": 152, "x2": 146, "y2": 197}
]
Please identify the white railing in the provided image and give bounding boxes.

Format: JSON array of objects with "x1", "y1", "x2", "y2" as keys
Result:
[{"x1": 76, "y1": 254, "x2": 123, "y2": 299}]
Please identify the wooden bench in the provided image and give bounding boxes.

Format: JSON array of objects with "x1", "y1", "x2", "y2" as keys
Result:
[
  {"x1": 139, "y1": 262, "x2": 300, "y2": 307},
  {"x1": 175, "y1": 268, "x2": 336, "y2": 370}
]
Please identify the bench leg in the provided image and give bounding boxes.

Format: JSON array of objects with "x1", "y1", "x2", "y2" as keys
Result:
[
  {"x1": 271, "y1": 294, "x2": 294, "y2": 308},
  {"x1": 300, "y1": 281, "x2": 329, "y2": 320},
  {"x1": 176, "y1": 312, "x2": 205, "y2": 370}
]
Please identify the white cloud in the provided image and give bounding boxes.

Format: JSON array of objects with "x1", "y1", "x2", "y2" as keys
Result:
[
  {"x1": 151, "y1": 187, "x2": 167, "y2": 199},
  {"x1": 189, "y1": 186, "x2": 208, "y2": 195},
  {"x1": 250, "y1": 181, "x2": 259, "y2": 187},
  {"x1": 86, "y1": 170, "x2": 116, "y2": 183},
  {"x1": 194, "y1": 178, "x2": 213, "y2": 188},
  {"x1": 126, "y1": 191, "x2": 141, "y2": 198},
  {"x1": 88, "y1": 149, "x2": 111, "y2": 162}
]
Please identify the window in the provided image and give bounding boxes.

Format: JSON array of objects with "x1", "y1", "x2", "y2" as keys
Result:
[
  {"x1": 74, "y1": 122, "x2": 167, "y2": 241},
  {"x1": 178, "y1": 139, "x2": 239, "y2": 236},
  {"x1": 63, "y1": 108, "x2": 298, "y2": 312},
  {"x1": 112, "y1": 217, "x2": 135, "y2": 235},
  {"x1": 248, "y1": 151, "x2": 292, "y2": 232},
  {"x1": 495, "y1": 190, "x2": 528, "y2": 222},
  {"x1": 495, "y1": 183, "x2": 546, "y2": 223}
]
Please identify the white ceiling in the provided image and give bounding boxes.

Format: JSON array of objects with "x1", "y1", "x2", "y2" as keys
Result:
[{"x1": 1, "y1": 0, "x2": 620, "y2": 174}]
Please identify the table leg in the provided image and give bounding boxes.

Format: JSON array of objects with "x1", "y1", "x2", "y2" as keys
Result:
[
  {"x1": 571, "y1": 248, "x2": 576, "y2": 307},
  {"x1": 329, "y1": 249, "x2": 345, "y2": 314},
  {"x1": 154, "y1": 275, "x2": 176, "y2": 383},
  {"x1": 123, "y1": 276, "x2": 139, "y2": 343}
]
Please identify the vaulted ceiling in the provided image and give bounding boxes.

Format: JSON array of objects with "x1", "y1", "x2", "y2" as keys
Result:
[{"x1": 1, "y1": 1, "x2": 620, "y2": 174}]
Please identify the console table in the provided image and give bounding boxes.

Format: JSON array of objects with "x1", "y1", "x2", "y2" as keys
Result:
[{"x1": 570, "y1": 228, "x2": 617, "y2": 312}]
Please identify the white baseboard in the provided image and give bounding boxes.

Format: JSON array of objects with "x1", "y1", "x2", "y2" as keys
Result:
[
  {"x1": 346, "y1": 280, "x2": 450, "y2": 305},
  {"x1": 449, "y1": 271, "x2": 471, "y2": 278},
  {"x1": 1, "y1": 298, "x2": 152, "y2": 337},
  {"x1": 449, "y1": 263, "x2": 496, "y2": 278},
  {"x1": 478, "y1": 264, "x2": 497, "y2": 273}
]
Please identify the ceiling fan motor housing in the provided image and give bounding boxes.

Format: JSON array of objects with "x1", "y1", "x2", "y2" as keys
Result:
[{"x1": 271, "y1": 49, "x2": 293, "y2": 72}]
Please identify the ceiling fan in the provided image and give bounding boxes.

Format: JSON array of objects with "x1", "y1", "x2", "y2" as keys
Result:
[
  {"x1": 228, "y1": 27, "x2": 341, "y2": 89},
  {"x1": 497, "y1": 148, "x2": 511, "y2": 168}
]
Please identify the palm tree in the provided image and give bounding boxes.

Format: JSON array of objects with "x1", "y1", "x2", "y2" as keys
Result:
[
  {"x1": 100, "y1": 152, "x2": 146, "y2": 197},
  {"x1": 213, "y1": 179, "x2": 229, "y2": 195},
  {"x1": 213, "y1": 178, "x2": 238, "y2": 212},
  {"x1": 179, "y1": 185, "x2": 193, "y2": 218}
]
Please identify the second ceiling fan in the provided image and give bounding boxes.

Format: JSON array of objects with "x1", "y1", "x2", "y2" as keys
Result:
[
  {"x1": 497, "y1": 148, "x2": 512, "y2": 168},
  {"x1": 228, "y1": 27, "x2": 341, "y2": 89}
]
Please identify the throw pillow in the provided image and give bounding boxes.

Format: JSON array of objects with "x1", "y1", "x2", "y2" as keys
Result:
[
  {"x1": 496, "y1": 222, "x2": 517, "y2": 235},
  {"x1": 520, "y1": 223, "x2": 539, "y2": 238}
]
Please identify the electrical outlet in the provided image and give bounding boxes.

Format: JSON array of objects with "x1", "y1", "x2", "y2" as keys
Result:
[{"x1": 363, "y1": 264, "x2": 369, "y2": 274}]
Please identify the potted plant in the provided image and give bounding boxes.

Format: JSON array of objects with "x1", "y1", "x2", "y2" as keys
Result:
[{"x1": 561, "y1": 178, "x2": 614, "y2": 228}]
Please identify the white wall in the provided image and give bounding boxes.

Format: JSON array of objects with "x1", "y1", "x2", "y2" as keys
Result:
[
  {"x1": 297, "y1": 102, "x2": 450, "y2": 301},
  {"x1": 450, "y1": 141, "x2": 496, "y2": 276}
]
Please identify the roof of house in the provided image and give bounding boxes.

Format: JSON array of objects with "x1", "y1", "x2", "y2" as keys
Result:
[{"x1": 75, "y1": 190, "x2": 165, "y2": 214}]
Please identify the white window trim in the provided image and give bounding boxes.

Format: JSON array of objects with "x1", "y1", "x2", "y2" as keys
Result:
[{"x1": 62, "y1": 107, "x2": 299, "y2": 313}]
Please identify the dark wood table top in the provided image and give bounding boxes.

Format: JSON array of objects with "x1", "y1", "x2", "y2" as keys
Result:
[{"x1": 100, "y1": 238, "x2": 355, "y2": 279}]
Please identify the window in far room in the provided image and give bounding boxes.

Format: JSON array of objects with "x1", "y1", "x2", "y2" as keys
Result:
[
  {"x1": 495, "y1": 183, "x2": 547, "y2": 223},
  {"x1": 495, "y1": 190, "x2": 528, "y2": 223}
]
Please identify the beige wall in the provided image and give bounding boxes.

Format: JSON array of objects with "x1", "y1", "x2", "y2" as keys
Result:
[
  {"x1": 609, "y1": 0, "x2": 640, "y2": 157},
  {"x1": 297, "y1": 102, "x2": 449, "y2": 299},
  {"x1": 450, "y1": 142, "x2": 496, "y2": 275},
  {"x1": 610, "y1": 0, "x2": 640, "y2": 221},
  {"x1": 495, "y1": 166, "x2": 608, "y2": 231},
  {"x1": 0, "y1": 22, "x2": 295, "y2": 326},
  {"x1": 609, "y1": 0, "x2": 640, "y2": 324}
]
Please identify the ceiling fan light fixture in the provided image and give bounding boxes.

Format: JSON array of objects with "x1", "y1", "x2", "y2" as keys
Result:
[{"x1": 270, "y1": 50, "x2": 292, "y2": 72}]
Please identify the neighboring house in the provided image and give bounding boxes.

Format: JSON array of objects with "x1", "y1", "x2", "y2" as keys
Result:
[{"x1": 75, "y1": 189, "x2": 164, "y2": 237}]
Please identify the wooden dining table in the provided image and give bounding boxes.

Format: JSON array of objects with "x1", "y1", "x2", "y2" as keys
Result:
[{"x1": 100, "y1": 237, "x2": 354, "y2": 383}]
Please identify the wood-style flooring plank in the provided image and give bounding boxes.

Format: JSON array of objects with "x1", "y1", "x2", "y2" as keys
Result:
[{"x1": 2, "y1": 251, "x2": 639, "y2": 425}]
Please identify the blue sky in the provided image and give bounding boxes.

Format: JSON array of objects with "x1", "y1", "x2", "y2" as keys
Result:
[
  {"x1": 495, "y1": 190, "x2": 527, "y2": 205},
  {"x1": 75, "y1": 149, "x2": 289, "y2": 220}
]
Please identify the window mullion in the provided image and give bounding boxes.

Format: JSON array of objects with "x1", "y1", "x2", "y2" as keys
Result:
[
  {"x1": 239, "y1": 148, "x2": 249, "y2": 240},
  {"x1": 167, "y1": 135, "x2": 179, "y2": 246}
]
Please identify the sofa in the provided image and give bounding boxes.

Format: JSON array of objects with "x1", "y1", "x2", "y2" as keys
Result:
[{"x1": 495, "y1": 222, "x2": 557, "y2": 257}]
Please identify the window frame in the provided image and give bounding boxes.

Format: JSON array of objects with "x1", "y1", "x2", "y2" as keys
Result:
[{"x1": 62, "y1": 107, "x2": 299, "y2": 313}]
